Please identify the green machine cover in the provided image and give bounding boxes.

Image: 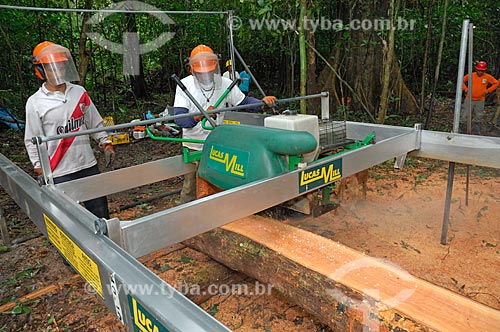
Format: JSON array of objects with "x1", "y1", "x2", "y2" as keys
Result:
[{"x1": 198, "y1": 124, "x2": 317, "y2": 190}]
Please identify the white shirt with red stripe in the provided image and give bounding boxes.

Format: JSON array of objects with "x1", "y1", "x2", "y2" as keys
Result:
[
  {"x1": 24, "y1": 82, "x2": 110, "y2": 177},
  {"x1": 173, "y1": 75, "x2": 245, "y2": 150}
]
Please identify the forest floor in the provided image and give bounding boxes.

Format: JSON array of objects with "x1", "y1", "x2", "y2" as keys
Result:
[{"x1": 0, "y1": 102, "x2": 499, "y2": 331}]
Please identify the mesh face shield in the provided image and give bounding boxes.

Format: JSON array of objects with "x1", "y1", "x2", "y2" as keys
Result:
[
  {"x1": 36, "y1": 44, "x2": 79, "y2": 85},
  {"x1": 189, "y1": 52, "x2": 221, "y2": 90}
]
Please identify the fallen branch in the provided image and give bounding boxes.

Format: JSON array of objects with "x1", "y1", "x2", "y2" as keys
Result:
[
  {"x1": 0, "y1": 274, "x2": 80, "y2": 313},
  {"x1": 11, "y1": 232, "x2": 43, "y2": 246}
]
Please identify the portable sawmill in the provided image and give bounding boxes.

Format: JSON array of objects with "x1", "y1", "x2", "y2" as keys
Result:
[{"x1": 1, "y1": 92, "x2": 500, "y2": 332}]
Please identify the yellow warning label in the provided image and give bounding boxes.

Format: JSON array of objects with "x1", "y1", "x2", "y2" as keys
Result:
[
  {"x1": 223, "y1": 119, "x2": 241, "y2": 124},
  {"x1": 44, "y1": 214, "x2": 103, "y2": 297}
]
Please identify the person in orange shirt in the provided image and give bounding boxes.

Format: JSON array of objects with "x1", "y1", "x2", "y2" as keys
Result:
[{"x1": 462, "y1": 61, "x2": 499, "y2": 135}]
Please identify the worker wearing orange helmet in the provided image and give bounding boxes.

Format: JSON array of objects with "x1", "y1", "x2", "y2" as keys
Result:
[
  {"x1": 461, "y1": 61, "x2": 499, "y2": 135},
  {"x1": 24, "y1": 41, "x2": 114, "y2": 218},
  {"x1": 173, "y1": 44, "x2": 276, "y2": 204}
]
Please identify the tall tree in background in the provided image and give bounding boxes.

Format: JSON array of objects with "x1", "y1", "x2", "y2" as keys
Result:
[
  {"x1": 125, "y1": 13, "x2": 148, "y2": 99},
  {"x1": 316, "y1": 0, "x2": 418, "y2": 122},
  {"x1": 78, "y1": 0, "x2": 92, "y2": 87},
  {"x1": 298, "y1": 0, "x2": 307, "y2": 114},
  {"x1": 419, "y1": 0, "x2": 435, "y2": 114},
  {"x1": 377, "y1": 0, "x2": 399, "y2": 123}
]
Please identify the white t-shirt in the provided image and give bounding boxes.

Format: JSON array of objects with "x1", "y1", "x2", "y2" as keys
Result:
[
  {"x1": 24, "y1": 83, "x2": 110, "y2": 177},
  {"x1": 222, "y1": 71, "x2": 241, "y2": 81},
  {"x1": 173, "y1": 75, "x2": 245, "y2": 150}
]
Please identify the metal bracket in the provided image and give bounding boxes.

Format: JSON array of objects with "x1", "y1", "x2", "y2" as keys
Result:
[
  {"x1": 394, "y1": 154, "x2": 407, "y2": 170},
  {"x1": 321, "y1": 92, "x2": 330, "y2": 120},
  {"x1": 34, "y1": 136, "x2": 54, "y2": 185},
  {"x1": 110, "y1": 272, "x2": 125, "y2": 324},
  {"x1": 94, "y1": 218, "x2": 108, "y2": 236},
  {"x1": 414, "y1": 123, "x2": 422, "y2": 149},
  {"x1": 183, "y1": 147, "x2": 202, "y2": 163},
  {"x1": 394, "y1": 124, "x2": 422, "y2": 169},
  {"x1": 106, "y1": 218, "x2": 123, "y2": 247}
]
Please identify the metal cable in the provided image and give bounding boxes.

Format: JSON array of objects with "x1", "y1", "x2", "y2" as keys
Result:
[{"x1": 0, "y1": 4, "x2": 228, "y2": 14}]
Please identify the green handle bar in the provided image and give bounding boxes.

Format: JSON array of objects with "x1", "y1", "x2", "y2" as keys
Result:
[
  {"x1": 201, "y1": 78, "x2": 240, "y2": 130},
  {"x1": 145, "y1": 126, "x2": 204, "y2": 144}
]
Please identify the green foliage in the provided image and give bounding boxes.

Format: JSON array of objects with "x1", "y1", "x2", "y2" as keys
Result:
[
  {"x1": 0, "y1": 0, "x2": 499, "y2": 125},
  {"x1": 160, "y1": 263, "x2": 172, "y2": 272},
  {"x1": 179, "y1": 255, "x2": 194, "y2": 264},
  {"x1": 10, "y1": 301, "x2": 32, "y2": 315},
  {"x1": 207, "y1": 304, "x2": 219, "y2": 315},
  {"x1": 398, "y1": 0, "x2": 500, "y2": 94}
]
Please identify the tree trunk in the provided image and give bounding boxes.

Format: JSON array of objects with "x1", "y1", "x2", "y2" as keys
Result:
[
  {"x1": 318, "y1": 0, "x2": 419, "y2": 121},
  {"x1": 125, "y1": 14, "x2": 148, "y2": 99},
  {"x1": 306, "y1": 20, "x2": 320, "y2": 115},
  {"x1": 298, "y1": 0, "x2": 307, "y2": 114},
  {"x1": 425, "y1": 0, "x2": 450, "y2": 129},
  {"x1": 495, "y1": 30, "x2": 500, "y2": 79},
  {"x1": 78, "y1": 0, "x2": 92, "y2": 87},
  {"x1": 419, "y1": 0, "x2": 435, "y2": 113},
  {"x1": 185, "y1": 216, "x2": 500, "y2": 332},
  {"x1": 378, "y1": 0, "x2": 398, "y2": 124}
]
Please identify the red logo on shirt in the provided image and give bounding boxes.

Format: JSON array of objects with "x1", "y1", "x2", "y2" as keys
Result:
[{"x1": 50, "y1": 92, "x2": 90, "y2": 171}]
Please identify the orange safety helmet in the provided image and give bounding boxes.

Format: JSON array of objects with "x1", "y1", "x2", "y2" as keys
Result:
[
  {"x1": 29, "y1": 41, "x2": 79, "y2": 84},
  {"x1": 190, "y1": 44, "x2": 214, "y2": 58},
  {"x1": 476, "y1": 61, "x2": 487, "y2": 71},
  {"x1": 30, "y1": 41, "x2": 70, "y2": 80},
  {"x1": 189, "y1": 45, "x2": 217, "y2": 73},
  {"x1": 30, "y1": 41, "x2": 54, "y2": 80}
]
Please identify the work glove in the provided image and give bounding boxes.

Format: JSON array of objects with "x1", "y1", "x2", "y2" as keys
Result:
[
  {"x1": 262, "y1": 96, "x2": 276, "y2": 106},
  {"x1": 102, "y1": 143, "x2": 115, "y2": 169},
  {"x1": 194, "y1": 106, "x2": 217, "y2": 122},
  {"x1": 262, "y1": 96, "x2": 279, "y2": 114},
  {"x1": 34, "y1": 168, "x2": 45, "y2": 186}
]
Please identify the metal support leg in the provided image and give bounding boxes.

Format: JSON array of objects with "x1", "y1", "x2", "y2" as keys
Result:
[
  {"x1": 394, "y1": 154, "x2": 407, "y2": 170},
  {"x1": 441, "y1": 162, "x2": 456, "y2": 245}
]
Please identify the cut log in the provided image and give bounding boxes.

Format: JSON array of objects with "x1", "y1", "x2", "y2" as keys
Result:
[{"x1": 185, "y1": 215, "x2": 500, "y2": 332}]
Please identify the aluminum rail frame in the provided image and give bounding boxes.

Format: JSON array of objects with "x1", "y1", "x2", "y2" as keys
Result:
[
  {"x1": 53, "y1": 121, "x2": 500, "y2": 231},
  {"x1": 57, "y1": 155, "x2": 196, "y2": 202},
  {"x1": 0, "y1": 154, "x2": 230, "y2": 332},
  {"x1": 346, "y1": 121, "x2": 500, "y2": 169},
  {"x1": 117, "y1": 125, "x2": 422, "y2": 257}
]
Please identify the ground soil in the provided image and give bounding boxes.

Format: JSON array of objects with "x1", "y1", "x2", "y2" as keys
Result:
[{"x1": 0, "y1": 103, "x2": 499, "y2": 331}]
